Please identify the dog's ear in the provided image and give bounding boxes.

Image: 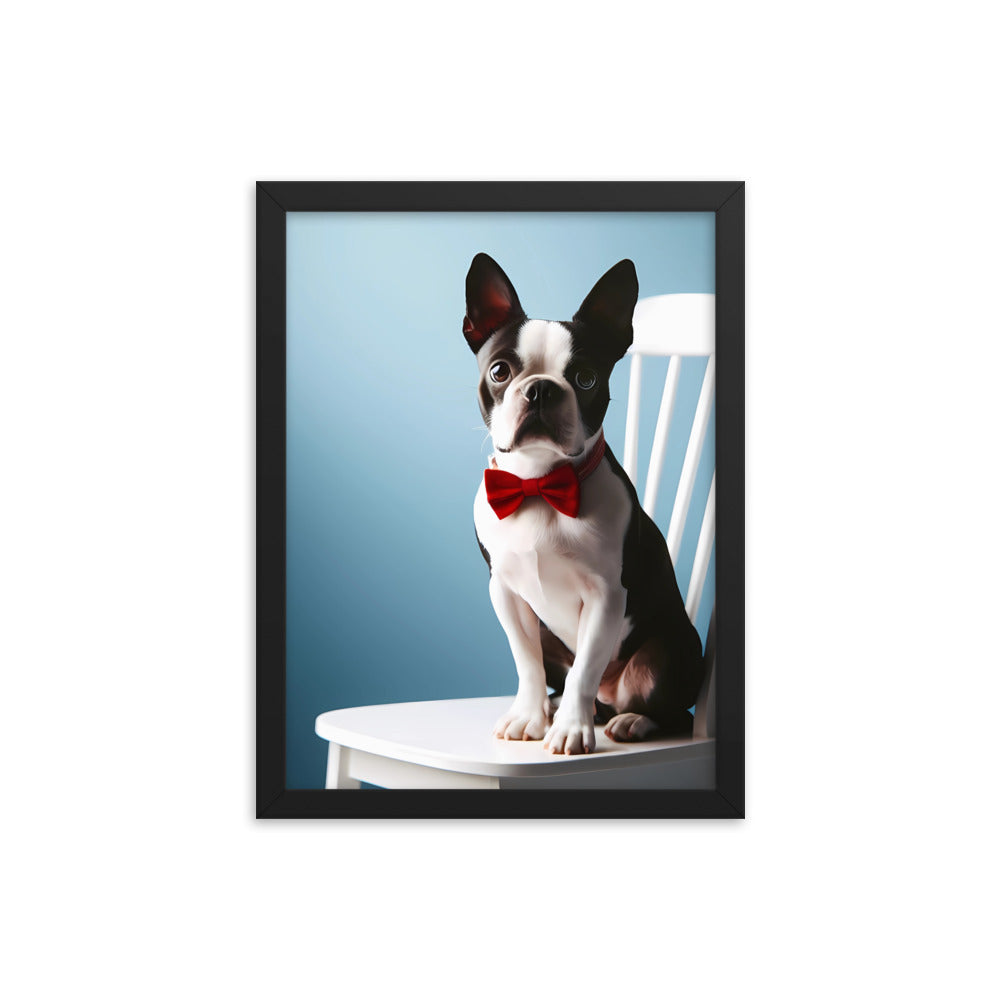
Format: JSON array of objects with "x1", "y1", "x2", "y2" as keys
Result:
[
  {"x1": 573, "y1": 259, "x2": 639, "y2": 361},
  {"x1": 463, "y1": 253, "x2": 525, "y2": 353}
]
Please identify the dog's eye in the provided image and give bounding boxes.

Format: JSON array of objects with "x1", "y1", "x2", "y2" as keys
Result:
[
  {"x1": 574, "y1": 369, "x2": 597, "y2": 390},
  {"x1": 489, "y1": 361, "x2": 511, "y2": 384}
]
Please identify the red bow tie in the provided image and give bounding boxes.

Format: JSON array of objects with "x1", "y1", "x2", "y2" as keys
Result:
[{"x1": 484, "y1": 434, "x2": 606, "y2": 520}]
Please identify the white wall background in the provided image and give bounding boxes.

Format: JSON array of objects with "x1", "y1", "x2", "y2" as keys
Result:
[{"x1": 2, "y1": 2, "x2": 997, "y2": 997}]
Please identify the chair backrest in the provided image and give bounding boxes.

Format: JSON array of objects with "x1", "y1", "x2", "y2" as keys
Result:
[{"x1": 622, "y1": 293, "x2": 716, "y2": 737}]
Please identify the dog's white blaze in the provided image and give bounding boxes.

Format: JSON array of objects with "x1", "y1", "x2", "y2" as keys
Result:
[{"x1": 516, "y1": 319, "x2": 573, "y2": 376}]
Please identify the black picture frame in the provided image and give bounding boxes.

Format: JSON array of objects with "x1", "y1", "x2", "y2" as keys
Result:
[{"x1": 257, "y1": 182, "x2": 744, "y2": 819}]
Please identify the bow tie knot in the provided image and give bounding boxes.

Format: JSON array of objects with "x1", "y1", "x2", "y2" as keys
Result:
[{"x1": 484, "y1": 464, "x2": 579, "y2": 519}]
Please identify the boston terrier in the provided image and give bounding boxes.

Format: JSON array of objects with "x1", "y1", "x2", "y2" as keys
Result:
[{"x1": 466, "y1": 253, "x2": 704, "y2": 755}]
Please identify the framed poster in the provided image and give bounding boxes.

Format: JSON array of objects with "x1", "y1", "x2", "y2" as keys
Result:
[{"x1": 257, "y1": 182, "x2": 744, "y2": 818}]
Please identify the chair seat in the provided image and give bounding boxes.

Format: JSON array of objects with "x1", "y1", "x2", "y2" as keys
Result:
[{"x1": 316, "y1": 697, "x2": 715, "y2": 789}]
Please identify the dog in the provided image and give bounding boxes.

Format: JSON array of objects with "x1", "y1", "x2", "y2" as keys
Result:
[{"x1": 465, "y1": 253, "x2": 704, "y2": 755}]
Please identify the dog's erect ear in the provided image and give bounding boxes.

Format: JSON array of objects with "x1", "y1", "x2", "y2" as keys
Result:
[
  {"x1": 573, "y1": 259, "x2": 639, "y2": 361},
  {"x1": 463, "y1": 253, "x2": 525, "y2": 353}
]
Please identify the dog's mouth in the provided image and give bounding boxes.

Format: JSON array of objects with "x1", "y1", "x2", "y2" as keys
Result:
[
  {"x1": 512, "y1": 413, "x2": 561, "y2": 448},
  {"x1": 496, "y1": 412, "x2": 579, "y2": 456}
]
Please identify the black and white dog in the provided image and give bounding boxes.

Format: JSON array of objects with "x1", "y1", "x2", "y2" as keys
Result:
[{"x1": 466, "y1": 253, "x2": 704, "y2": 755}]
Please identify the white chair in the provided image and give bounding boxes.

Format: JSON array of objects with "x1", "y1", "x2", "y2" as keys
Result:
[{"x1": 316, "y1": 293, "x2": 717, "y2": 789}]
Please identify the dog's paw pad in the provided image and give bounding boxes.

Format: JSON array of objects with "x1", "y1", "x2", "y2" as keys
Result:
[{"x1": 604, "y1": 713, "x2": 658, "y2": 742}]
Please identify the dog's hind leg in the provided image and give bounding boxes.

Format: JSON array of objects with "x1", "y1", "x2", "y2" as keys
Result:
[{"x1": 599, "y1": 633, "x2": 700, "y2": 741}]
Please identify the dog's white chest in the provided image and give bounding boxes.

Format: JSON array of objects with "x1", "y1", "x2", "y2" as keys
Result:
[
  {"x1": 491, "y1": 526, "x2": 585, "y2": 646},
  {"x1": 473, "y1": 462, "x2": 631, "y2": 652}
]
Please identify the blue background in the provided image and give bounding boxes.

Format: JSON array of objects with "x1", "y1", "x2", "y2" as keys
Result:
[{"x1": 286, "y1": 212, "x2": 716, "y2": 788}]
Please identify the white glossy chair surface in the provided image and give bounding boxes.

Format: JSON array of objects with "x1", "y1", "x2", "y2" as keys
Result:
[{"x1": 316, "y1": 696, "x2": 712, "y2": 779}]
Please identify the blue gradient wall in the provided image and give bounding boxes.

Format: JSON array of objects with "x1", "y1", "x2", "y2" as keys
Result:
[{"x1": 286, "y1": 212, "x2": 715, "y2": 788}]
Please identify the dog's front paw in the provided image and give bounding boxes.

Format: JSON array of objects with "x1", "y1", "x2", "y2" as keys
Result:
[
  {"x1": 543, "y1": 699, "x2": 596, "y2": 755},
  {"x1": 492, "y1": 696, "x2": 552, "y2": 741}
]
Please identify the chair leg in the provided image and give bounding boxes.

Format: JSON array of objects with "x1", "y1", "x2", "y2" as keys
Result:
[{"x1": 326, "y1": 743, "x2": 361, "y2": 789}]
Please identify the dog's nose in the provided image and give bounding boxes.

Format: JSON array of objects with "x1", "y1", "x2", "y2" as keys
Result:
[{"x1": 522, "y1": 379, "x2": 564, "y2": 406}]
